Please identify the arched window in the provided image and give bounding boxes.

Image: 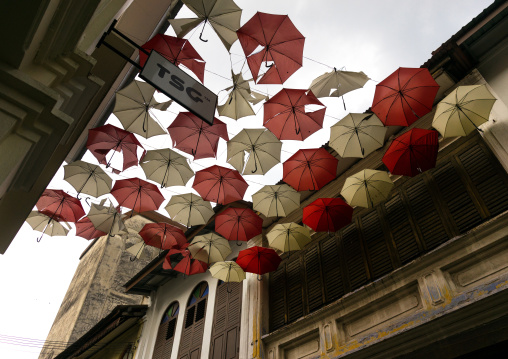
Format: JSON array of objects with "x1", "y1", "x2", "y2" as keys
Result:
[
  {"x1": 152, "y1": 302, "x2": 179, "y2": 359},
  {"x1": 178, "y1": 282, "x2": 209, "y2": 359}
]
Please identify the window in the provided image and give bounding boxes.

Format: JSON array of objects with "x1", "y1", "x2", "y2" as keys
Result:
[{"x1": 152, "y1": 302, "x2": 179, "y2": 359}]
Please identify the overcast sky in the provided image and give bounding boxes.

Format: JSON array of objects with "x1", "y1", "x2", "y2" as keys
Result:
[{"x1": 0, "y1": 0, "x2": 493, "y2": 357}]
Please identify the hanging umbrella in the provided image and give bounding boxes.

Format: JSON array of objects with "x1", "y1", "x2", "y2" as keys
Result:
[
  {"x1": 36, "y1": 189, "x2": 85, "y2": 223},
  {"x1": 217, "y1": 71, "x2": 267, "y2": 120},
  {"x1": 63, "y1": 160, "x2": 113, "y2": 200},
  {"x1": 302, "y1": 198, "x2": 353, "y2": 233},
  {"x1": 432, "y1": 84, "x2": 497, "y2": 138},
  {"x1": 382, "y1": 128, "x2": 439, "y2": 177},
  {"x1": 169, "y1": 0, "x2": 242, "y2": 50},
  {"x1": 371, "y1": 67, "x2": 440, "y2": 127},
  {"x1": 267, "y1": 223, "x2": 311, "y2": 254},
  {"x1": 192, "y1": 165, "x2": 248, "y2": 205},
  {"x1": 252, "y1": 184, "x2": 300, "y2": 218},
  {"x1": 227, "y1": 128, "x2": 282, "y2": 175},
  {"x1": 215, "y1": 207, "x2": 262, "y2": 244},
  {"x1": 309, "y1": 68, "x2": 369, "y2": 108},
  {"x1": 139, "y1": 34, "x2": 205, "y2": 82},
  {"x1": 341, "y1": 169, "x2": 394, "y2": 208},
  {"x1": 236, "y1": 246, "x2": 281, "y2": 280},
  {"x1": 139, "y1": 222, "x2": 187, "y2": 250},
  {"x1": 111, "y1": 178, "x2": 165, "y2": 214},
  {"x1": 283, "y1": 148, "x2": 338, "y2": 191},
  {"x1": 75, "y1": 216, "x2": 107, "y2": 240},
  {"x1": 209, "y1": 261, "x2": 245, "y2": 292},
  {"x1": 88, "y1": 200, "x2": 128, "y2": 237},
  {"x1": 188, "y1": 232, "x2": 232, "y2": 264},
  {"x1": 113, "y1": 80, "x2": 171, "y2": 139},
  {"x1": 165, "y1": 193, "x2": 214, "y2": 227},
  {"x1": 167, "y1": 112, "x2": 229, "y2": 160},
  {"x1": 237, "y1": 12, "x2": 304, "y2": 84},
  {"x1": 140, "y1": 148, "x2": 194, "y2": 188},
  {"x1": 329, "y1": 113, "x2": 387, "y2": 158},
  {"x1": 264, "y1": 89, "x2": 326, "y2": 141},
  {"x1": 163, "y1": 249, "x2": 208, "y2": 275},
  {"x1": 86, "y1": 124, "x2": 145, "y2": 174},
  {"x1": 26, "y1": 211, "x2": 70, "y2": 239}
]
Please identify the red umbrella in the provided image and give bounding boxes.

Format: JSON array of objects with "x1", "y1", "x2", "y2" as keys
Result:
[
  {"x1": 167, "y1": 112, "x2": 229, "y2": 160},
  {"x1": 283, "y1": 148, "x2": 338, "y2": 191},
  {"x1": 110, "y1": 178, "x2": 165, "y2": 214},
  {"x1": 75, "y1": 216, "x2": 107, "y2": 240},
  {"x1": 86, "y1": 124, "x2": 145, "y2": 173},
  {"x1": 237, "y1": 12, "x2": 304, "y2": 84},
  {"x1": 302, "y1": 198, "x2": 353, "y2": 233},
  {"x1": 163, "y1": 249, "x2": 208, "y2": 275},
  {"x1": 36, "y1": 189, "x2": 85, "y2": 223},
  {"x1": 372, "y1": 67, "x2": 440, "y2": 127},
  {"x1": 192, "y1": 165, "x2": 248, "y2": 205},
  {"x1": 139, "y1": 34, "x2": 205, "y2": 83},
  {"x1": 236, "y1": 246, "x2": 281, "y2": 279},
  {"x1": 215, "y1": 207, "x2": 263, "y2": 244},
  {"x1": 264, "y1": 89, "x2": 325, "y2": 141},
  {"x1": 382, "y1": 128, "x2": 439, "y2": 177},
  {"x1": 139, "y1": 222, "x2": 187, "y2": 250}
]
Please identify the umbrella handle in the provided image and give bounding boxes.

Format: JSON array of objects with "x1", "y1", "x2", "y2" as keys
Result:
[
  {"x1": 130, "y1": 243, "x2": 146, "y2": 262},
  {"x1": 257, "y1": 274, "x2": 263, "y2": 281},
  {"x1": 199, "y1": 19, "x2": 208, "y2": 42},
  {"x1": 236, "y1": 240, "x2": 242, "y2": 246}
]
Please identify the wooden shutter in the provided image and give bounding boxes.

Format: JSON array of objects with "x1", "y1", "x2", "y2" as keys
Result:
[
  {"x1": 268, "y1": 264, "x2": 286, "y2": 331},
  {"x1": 341, "y1": 223, "x2": 368, "y2": 291},
  {"x1": 210, "y1": 281, "x2": 243, "y2": 359},
  {"x1": 320, "y1": 235, "x2": 346, "y2": 303},
  {"x1": 152, "y1": 302, "x2": 179, "y2": 359},
  {"x1": 178, "y1": 283, "x2": 208, "y2": 359},
  {"x1": 286, "y1": 256, "x2": 304, "y2": 323},
  {"x1": 304, "y1": 244, "x2": 324, "y2": 312}
]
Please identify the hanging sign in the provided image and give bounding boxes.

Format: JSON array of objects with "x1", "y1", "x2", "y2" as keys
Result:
[{"x1": 139, "y1": 51, "x2": 217, "y2": 125}]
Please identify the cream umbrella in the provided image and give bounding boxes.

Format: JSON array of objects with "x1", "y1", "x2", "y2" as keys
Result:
[
  {"x1": 209, "y1": 261, "x2": 246, "y2": 282},
  {"x1": 169, "y1": 0, "x2": 242, "y2": 51},
  {"x1": 140, "y1": 149, "x2": 194, "y2": 188},
  {"x1": 252, "y1": 184, "x2": 300, "y2": 218},
  {"x1": 309, "y1": 69, "x2": 369, "y2": 107},
  {"x1": 432, "y1": 84, "x2": 496, "y2": 138},
  {"x1": 218, "y1": 71, "x2": 268, "y2": 120},
  {"x1": 87, "y1": 199, "x2": 127, "y2": 237},
  {"x1": 188, "y1": 233, "x2": 232, "y2": 264},
  {"x1": 26, "y1": 211, "x2": 70, "y2": 238},
  {"x1": 113, "y1": 80, "x2": 171, "y2": 139},
  {"x1": 63, "y1": 160, "x2": 112, "y2": 199},
  {"x1": 341, "y1": 169, "x2": 394, "y2": 208},
  {"x1": 329, "y1": 113, "x2": 387, "y2": 158},
  {"x1": 227, "y1": 128, "x2": 282, "y2": 175},
  {"x1": 165, "y1": 193, "x2": 214, "y2": 227},
  {"x1": 267, "y1": 223, "x2": 311, "y2": 254}
]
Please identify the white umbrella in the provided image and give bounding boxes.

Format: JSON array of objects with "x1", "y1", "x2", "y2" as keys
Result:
[
  {"x1": 87, "y1": 199, "x2": 127, "y2": 237},
  {"x1": 165, "y1": 193, "x2": 214, "y2": 227},
  {"x1": 252, "y1": 185, "x2": 300, "y2": 218},
  {"x1": 267, "y1": 223, "x2": 311, "y2": 254},
  {"x1": 63, "y1": 160, "x2": 112, "y2": 199},
  {"x1": 26, "y1": 211, "x2": 70, "y2": 240},
  {"x1": 341, "y1": 169, "x2": 394, "y2": 208},
  {"x1": 140, "y1": 149, "x2": 194, "y2": 188},
  {"x1": 188, "y1": 233, "x2": 232, "y2": 264}
]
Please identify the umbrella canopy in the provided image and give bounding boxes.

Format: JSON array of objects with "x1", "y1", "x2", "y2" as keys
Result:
[
  {"x1": 86, "y1": 124, "x2": 145, "y2": 173},
  {"x1": 188, "y1": 232, "x2": 232, "y2": 264},
  {"x1": 26, "y1": 211, "x2": 70, "y2": 238},
  {"x1": 267, "y1": 222, "x2": 311, "y2": 254},
  {"x1": 139, "y1": 34, "x2": 205, "y2": 82},
  {"x1": 36, "y1": 189, "x2": 85, "y2": 223},
  {"x1": 329, "y1": 113, "x2": 387, "y2": 158},
  {"x1": 140, "y1": 148, "x2": 194, "y2": 188},
  {"x1": 113, "y1": 80, "x2": 171, "y2": 139},
  {"x1": 264, "y1": 89, "x2": 326, "y2": 141},
  {"x1": 88, "y1": 200, "x2": 128, "y2": 236},
  {"x1": 252, "y1": 184, "x2": 300, "y2": 218},
  {"x1": 302, "y1": 198, "x2": 353, "y2": 233},
  {"x1": 165, "y1": 193, "x2": 214, "y2": 227},
  {"x1": 382, "y1": 128, "x2": 439, "y2": 177},
  {"x1": 164, "y1": 249, "x2": 208, "y2": 275},
  {"x1": 217, "y1": 71, "x2": 267, "y2": 120},
  {"x1": 139, "y1": 222, "x2": 187, "y2": 250},
  {"x1": 63, "y1": 160, "x2": 112, "y2": 199},
  {"x1": 167, "y1": 112, "x2": 229, "y2": 160},
  {"x1": 283, "y1": 148, "x2": 338, "y2": 191},
  {"x1": 192, "y1": 165, "x2": 248, "y2": 205},
  {"x1": 227, "y1": 128, "x2": 281, "y2": 175},
  {"x1": 169, "y1": 0, "x2": 242, "y2": 51},
  {"x1": 236, "y1": 246, "x2": 281, "y2": 275},
  {"x1": 111, "y1": 178, "x2": 165, "y2": 214},
  {"x1": 341, "y1": 169, "x2": 394, "y2": 208},
  {"x1": 309, "y1": 69, "x2": 369, "y2": 98},
  {"x1": 215, "y1": 207, "x2": 262, "y2": 243},
  {"x1": 372, "y1": 67, "x2": 440, "y2": 126},
  {"x1": 75, "y1": 216, "x2": 107, "y2": 240},
  {"x1": 237, "y1": 12, "x2": 304, "y2": 84},
  {"x1": 209, "y1": 261, "x2": 246, "y2": 282},
  {"x1": 432, "y1": 84, "x2": 497, "y2": 138}
]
